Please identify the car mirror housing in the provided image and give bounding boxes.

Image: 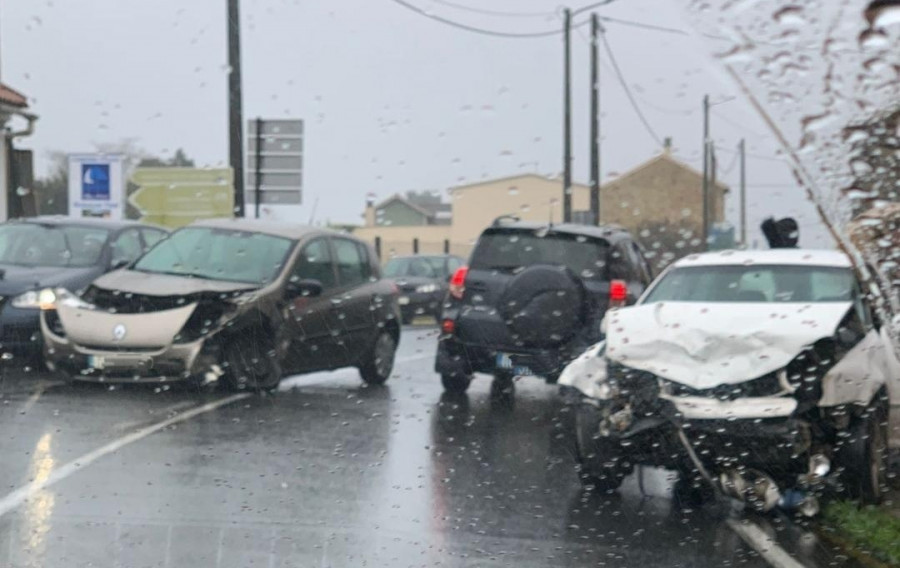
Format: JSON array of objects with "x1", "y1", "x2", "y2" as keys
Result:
[{"x1": 287, "y1": 279, "x2": 323, "y2": 298}]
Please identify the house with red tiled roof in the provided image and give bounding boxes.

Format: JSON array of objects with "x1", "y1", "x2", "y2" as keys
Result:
[{"x1": 0, "y1": 81, "x2": 38, "y2": 219}]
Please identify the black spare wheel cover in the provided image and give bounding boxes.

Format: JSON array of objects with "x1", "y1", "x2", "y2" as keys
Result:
[{"x1": 499, "y1": 264, "x2": 585, "y2": 347}]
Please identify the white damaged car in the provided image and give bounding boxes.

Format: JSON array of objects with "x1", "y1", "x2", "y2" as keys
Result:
[{"x1": 560, "y1": 249, "x2": 900, "y2": 511}]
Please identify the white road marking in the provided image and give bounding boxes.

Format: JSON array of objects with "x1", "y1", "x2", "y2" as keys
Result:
[
  {"x1": 0, "y1": 393, "x2": 250, "y2": 519},
  {"x1": 726, "y1": 518, "x2": 806, "y2": 568}
]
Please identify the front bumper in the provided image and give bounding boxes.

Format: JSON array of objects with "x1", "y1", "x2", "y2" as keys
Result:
[
  {"x1": 573, "y1": 398, "x2": 811, "y2": 476},
  {"x1": 398, "y1": 291, "x2": 442, "y2": 319},
  {"x1": 0, "y1": 306, "x2": 44, "y2": 355},
  {"x1": 41, "y1": 315, "x2": 217, "y2": 383}
]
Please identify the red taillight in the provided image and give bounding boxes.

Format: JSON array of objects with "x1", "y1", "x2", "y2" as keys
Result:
[
  {"x1": 449, "y1": 265, "x2": 468, "y2": 300},
  {"x1": 441, "y1": 319, "x2": 455, "y2": 335},
  {"x1": 609, "y1": 279, "x2": 627, "y2": 306}
]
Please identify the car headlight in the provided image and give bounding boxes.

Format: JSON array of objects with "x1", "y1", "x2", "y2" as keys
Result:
[
  {"x1": 416, "y1": 283, "x2": 438, "y2": 293},
  {"x1": 11, "y1": 288, "x2": 58, "y2": 310}
]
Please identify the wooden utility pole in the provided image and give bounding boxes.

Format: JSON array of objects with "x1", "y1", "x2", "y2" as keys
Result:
[
  {"x1": 562, "y1": 8, "x2": 572, "y2": 223},
  {"x1": 589, "y1": 14, "x2": 601, "y2": 226},
  {"x1": 227, "y1": 0, "x2": 245, "y2": 217}
]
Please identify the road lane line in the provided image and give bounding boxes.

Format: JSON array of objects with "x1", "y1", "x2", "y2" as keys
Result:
[
  {"x1": 0, "y1": 393, "x2": 250, "y2": 519},
  {"x1": 726, "y1": 519, "x2": 806, "y2": 568}
]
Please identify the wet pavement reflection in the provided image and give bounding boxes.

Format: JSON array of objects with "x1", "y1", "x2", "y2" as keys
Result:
[{"x1": 0, "y1": 328, "x2": 852, "y2": 566}]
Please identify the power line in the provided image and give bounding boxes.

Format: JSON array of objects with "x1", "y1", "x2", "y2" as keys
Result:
[
  {"x1": 711, "y1": 108, "x2": 768, "y2": 138},
  {"x1": 598, "y1": 25, "x2": 663, "y2": 146},
  {"x1": 428, "y1": 0, "x2": 551, "y2": 18},
  {"x1": 387, "y1": 0, "x2": 564, "y2": 37},
  {"x1": 714, "y1": 144, "x2": 784, "y2": 162}
]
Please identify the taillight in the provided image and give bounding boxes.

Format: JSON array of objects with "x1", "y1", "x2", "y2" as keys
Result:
[
  {"x1": 441, "y1": 319, "x2": 455, "y2": 335},
  {"x1": 609, "y1": 279, "x2": 627, "y2": 307},
  {"x1": 449, "y1": 265, "x2": 468, "y2": 300}
]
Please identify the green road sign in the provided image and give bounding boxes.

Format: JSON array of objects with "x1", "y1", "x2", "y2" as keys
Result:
[{"x1": 129, "y1": 168, "x2": 234, "y2": 228}]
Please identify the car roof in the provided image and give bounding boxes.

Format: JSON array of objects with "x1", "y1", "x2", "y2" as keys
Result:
[
  {"x1": 387, "y1": 254, "x2": 460, "y2": 260},
  {"x1": 12, "y1": 215, "x2": 160, "y2": 232},
  {"x1": 671, "y1": 249, "x2": 852, "y2": 268},
  {"x1": 188, "y1": 217, "x2": 341, "y2": 240},
  {"x1": 484, "y1": 221, "x2": 633, "y2": 243}
]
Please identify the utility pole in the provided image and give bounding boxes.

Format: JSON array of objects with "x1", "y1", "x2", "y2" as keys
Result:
[
  {"x1": 254, "y1": 117, "x2": 263, "y2": 219},
  {"x1": 739, "y1": 138, "x2": 747, "y2": 247},
  {"x1": 562, "y1": 8, "x2": 572, "y2": 223},
  {"x1": 589, "y1": 13, "x2": 601, "y2": 226},
  {"x1": 227, "y1": 0, "x2": 245, "y2": 218},
  {"x1": 701, "y1": 94, "x2": 710, "y2": 250}
]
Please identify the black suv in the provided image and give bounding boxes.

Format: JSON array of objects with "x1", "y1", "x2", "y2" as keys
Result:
[{"x1": 435, "y1": 219, "x2": 653, "y2": 394}]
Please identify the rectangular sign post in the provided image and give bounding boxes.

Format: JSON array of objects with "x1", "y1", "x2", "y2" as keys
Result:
[
  {"x1": 129, "y1": 168, "x2": 234, "y2": 228},
  {"x1": 67, "y1": 154, "x2": 125, "y2": 219},
  {"x1": 246, "y1": 119, "x2": 303, "y2": 212}
]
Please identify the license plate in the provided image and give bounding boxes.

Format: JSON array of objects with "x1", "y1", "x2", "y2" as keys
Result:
[
  {"x1": 496, "y1": 353, "x2": 534, "y2": 376},
  {"x1": 87, "y1": 355, "x2": 105, "y2": 370},
  {"x1": 398, "y1": 296, "x2": 410, "y2": 305}
]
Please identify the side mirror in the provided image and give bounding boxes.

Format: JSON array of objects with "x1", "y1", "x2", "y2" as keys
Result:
[{"x1": 286, "y1": 278, "x2": 323, "y2": 298}]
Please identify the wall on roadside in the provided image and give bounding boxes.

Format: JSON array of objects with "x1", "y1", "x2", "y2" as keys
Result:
[
  {"x1": 353, "y1": 225, "x2": 454, "y2": 260},
  {"x1": 450, "y1": 176, "x2": 591, "y2": 246}
]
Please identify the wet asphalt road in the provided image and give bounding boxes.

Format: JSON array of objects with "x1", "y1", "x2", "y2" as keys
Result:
[{"x1": 0, "y1": 326, "x2": 864, "y2": 567}]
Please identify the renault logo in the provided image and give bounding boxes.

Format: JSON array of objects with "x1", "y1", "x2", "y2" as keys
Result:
[{"x1": 112, "y1": 324, "x2": 127, "y2": 341}]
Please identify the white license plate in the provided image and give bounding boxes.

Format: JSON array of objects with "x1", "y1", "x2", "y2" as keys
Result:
[
  {"x1": 87, "y1": 355, "x2": 105, "y2": 369},
  {"x1": 398, "y1": 296, "x2": 410, "y2": 305},
  {"x1": 496, "y1": 353, "x2": 534, "y2": 376}
]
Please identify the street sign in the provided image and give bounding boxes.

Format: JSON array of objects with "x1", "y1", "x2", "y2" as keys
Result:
[
  {"x1": 129, "y1": 168, "x2": 234, "y2": 228},
  {"x1": 246, "y1": 118, "x2": 303, "y2": 211},
  {"x1": 68, "y1": 154, "x2": 124, "y2": 219}
]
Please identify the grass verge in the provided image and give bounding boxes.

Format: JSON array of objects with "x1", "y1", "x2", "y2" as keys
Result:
[{"x1": 821, "y1": 500, "x2": 900, "y2": 567}]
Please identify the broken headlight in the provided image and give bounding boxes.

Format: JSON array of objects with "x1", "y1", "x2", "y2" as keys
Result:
[{"x1": 173, "y1": 301, "x2": 234, "y2": 343}]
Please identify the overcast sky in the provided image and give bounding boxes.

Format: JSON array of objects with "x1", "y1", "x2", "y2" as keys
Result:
[{"x1": 0, "y1": 0, "x2": 834, "y2": 246}]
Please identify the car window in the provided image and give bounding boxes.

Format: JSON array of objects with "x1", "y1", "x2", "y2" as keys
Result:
[
  {"x1": 408, "y1": 257, "x2": 437, "y2": 278},
  {"x1": 630, "y1": 242, "x2": 652, "y2": 285},
  {"x1": 333, "y1": 238, "x2": 367, "y2": 287},
  {"x1": 607, "y1": 245, "x2": 633, "y2": 281},
  {"x1": 111, "y1": 229, "x2": 143, "y2": 265},
  {"x1": 141, "y1": 228, "x2": 167, "y2": 249},
  {"x1": 134, "y1": 227, "x2": 293, "y2": 285},
  {"x1": 644, "y1": 265, "x2": 855, "y2": 304},
  {"x1": 446, "y1": 256, "x2": 463, "y2": 275},
  {"x1": 0, "y1": 223, "x2": 109, "y2": 267},
  {"x1": 356, "y1": 242, "x2": 373, "y2": 281},
  {"x1": 471, "y1": 230, "x2": 609, "y2": 280},
  {"x1": 293, "y1": 238, "x2": 336, "y2": 289}
]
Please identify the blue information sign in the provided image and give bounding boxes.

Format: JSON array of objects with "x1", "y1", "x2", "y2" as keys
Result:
[{"x1": 81, "y1": 164, "x2": 110, "y2": 201}]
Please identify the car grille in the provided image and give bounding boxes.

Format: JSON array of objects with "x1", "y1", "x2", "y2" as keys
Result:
[
  {"x1": 664, "y1": 372, "x2": 785, "y2": 401},
  {"x1": 78, "y1": 344, "x2": 163, "y2": 353},
  {"x1": 83, "y1": 286, "x2": 193, "y2": 314}
]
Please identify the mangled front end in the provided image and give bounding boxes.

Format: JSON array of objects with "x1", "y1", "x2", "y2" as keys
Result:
[
  {"x1": 42, "y1": 281, "x2": 257, "y2": 383},
  {"x1": 560, "y1": 301, "x2": 893, "y2": 512}
]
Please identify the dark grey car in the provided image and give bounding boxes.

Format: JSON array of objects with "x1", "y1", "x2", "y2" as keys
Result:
[
  {"x1": 0, "y1": 216, "x2": 167, "y2": 357},
  {"x1": 383, "y1": 254, "x2": 464, "y2": 324}
]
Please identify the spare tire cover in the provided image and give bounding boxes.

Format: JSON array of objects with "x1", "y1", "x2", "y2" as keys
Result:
[{"x1": 499, "y1": 264, "x2": 585, "y2": 347}]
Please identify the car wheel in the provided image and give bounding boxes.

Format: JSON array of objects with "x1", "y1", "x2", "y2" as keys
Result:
[
  {"x1": 574, "y1": 404, "x2": 632, "y2": 492},
  {"x1": 222, "y1": 334, "x2": 282, "y2": 392},
  {"x1": 359, "y1": 331, "x2": 396, "y2": 385},
  {"x1": 838, "y1": 399, "x2": 888, "y2": 504},
  {"x1": 440, "y1": 372, "x2": 472, "y2": 393}
]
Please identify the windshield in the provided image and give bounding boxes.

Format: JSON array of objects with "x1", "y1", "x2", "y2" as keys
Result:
[
  {"x1": 134, "y1": 227, "x2": 293, "y2": 284},
  {"x1": 0, "y1": 223, "x2": 108, "y2": 267},
  {"x1": 383, "y1": 256, "x2": 446, "y2": 278},
  {"x1": 644, "y1": 264, "x2": 855, "y2": 303},
  {"x1": 471, "y1": 230, "x2": 609, "y2": 279}
]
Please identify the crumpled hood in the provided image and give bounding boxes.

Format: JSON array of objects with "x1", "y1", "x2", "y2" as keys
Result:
[
  {"x1": 93, "y1": 269, "x2": 257, "y2": 296},
  {"x1": 604, "y1": 301, "x2": 853, "y2": 389}
]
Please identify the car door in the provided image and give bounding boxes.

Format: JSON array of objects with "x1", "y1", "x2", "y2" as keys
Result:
[
  {"x1": 328, "y1": 237, "x2": 379, "y2": 365},
  {"x1": 109, "y1": 228, "x2": 144, "y2": 269},
  {"x1": 281, "y1": 237, "x2": 344, "y2": 373}
]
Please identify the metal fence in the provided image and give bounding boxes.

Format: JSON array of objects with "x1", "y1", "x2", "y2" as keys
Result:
[{"x1": 375, "y1": 239, "x2": 475, "y2": 262}]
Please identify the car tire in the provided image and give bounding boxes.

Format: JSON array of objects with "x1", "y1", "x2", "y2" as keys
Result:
[
  {"x1": 574, "y1": 404, "x2": 632, "y2": 492},
  {"x1": 838, "y1": 398, "x2": 888, "y2": 504},
  {"x1": 222, "y1": 333, "x2": 282, "y2": 392},
  {"x1": 359, "y1": 331, "x2": 397, "y2": 385},
  {"x1": 441, "y1": 372, "x2": 472, "y2": 393}
]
